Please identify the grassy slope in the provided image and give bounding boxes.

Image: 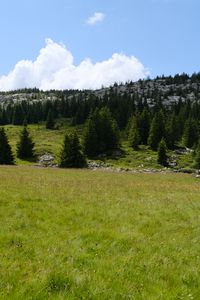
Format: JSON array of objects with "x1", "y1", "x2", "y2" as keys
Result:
[
  {"x1": 4, "y1": 122, "x2": 195, "y2": 170},
  {"x1": 4, "y1": 121, "x2": 73, "y2": 160},
  {"x1": 0, "y1": 166, "x2": 200, "y2": 299}
]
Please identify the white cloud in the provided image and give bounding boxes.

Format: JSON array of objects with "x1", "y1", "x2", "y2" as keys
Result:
[
  {"x1": 86, "y1": 12, "x2": 105, "y2": 25},
  {"x1": 0, "y1": 39, "x2": 149, "y2": 91}
]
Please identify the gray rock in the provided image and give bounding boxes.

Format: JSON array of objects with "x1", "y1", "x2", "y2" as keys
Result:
[{"x1": 38, "y1": 153, "x2": 55, "y2": 167}]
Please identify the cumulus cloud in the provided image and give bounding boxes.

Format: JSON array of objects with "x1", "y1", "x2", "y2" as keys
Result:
[
  {"x1": 0, "y1": 39, "x2": 149, "y2": 91},
  {"x1": 86, "y1": 12, "x2": 105, "y2": 25}
]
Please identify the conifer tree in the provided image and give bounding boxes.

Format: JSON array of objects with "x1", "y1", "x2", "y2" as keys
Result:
[
  {"x1": 0, "y1": 128, "x2": 14, "y2": 165},
  {"x1": 128, "y1": 116, "x2": 140, "y2": 150},
  {"x1": 59, "y1": 131, "x2": 86, "y2": 168},
  {"x1": 97, "y1": 107, "x2": 120, "y2": 153},
  {"x1": 157, "y1": 138, "x2": 168, "y2": 167},
  {"x1": 12, "y1": 104, "x2": 25, "y2": 125},
  {"x1": 183, "y1": 118, "x2": 199, "y2": 148},
  {"x1": 83, "y1": 107, "x2": 120, "y2": 157},
  {"x1": 0, "y1": 109, "x2": 8, "y2": 125},
  {"x1": 83, "y1": 116, "x2": 98, "y2": 157},
  {"x1": 46, "y1": 109, "x2": 55, "y2": 129},
  {"x1": 139, "y1": 107, "x2": 151, "y2": 145},
  {"x1": 16, "y1": 126, "x2": 35, "y2": 159},
  {"x1": 177, "y1": 105, "x2": 187, "y2": 137},
  {"x1": 166, "y1": 112, "x2": 179, "y2": 149},
  {"x1": 148, "y1": 110, "x2": 166, "y2": 150}
]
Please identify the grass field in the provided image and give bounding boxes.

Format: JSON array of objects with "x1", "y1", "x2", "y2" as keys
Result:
[{"x1": 0, "y1": 166, "x2": 200, "y2": 299}]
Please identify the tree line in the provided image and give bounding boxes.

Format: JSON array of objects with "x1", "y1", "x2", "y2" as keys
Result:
[
  {"x1": 0, "y1": 107, "x2": 119, "y2": 167},
  {"x1": 1, "y1": 72, "x2": 200, "y2": 129}
]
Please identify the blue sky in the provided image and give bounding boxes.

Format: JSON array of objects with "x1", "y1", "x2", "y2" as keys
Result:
[{"x1": 0, "y1": 0, "x2": 199, "y2": 90}]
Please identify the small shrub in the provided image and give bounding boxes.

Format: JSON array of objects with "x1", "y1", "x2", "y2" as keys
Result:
[{"x1": 46, "y1": 272, "x2": 72, "y2": 294}]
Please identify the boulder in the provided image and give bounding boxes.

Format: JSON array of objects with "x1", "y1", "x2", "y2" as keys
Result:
[{"x1": 38, "y1": 153, "x2": 55, "y2": 167}]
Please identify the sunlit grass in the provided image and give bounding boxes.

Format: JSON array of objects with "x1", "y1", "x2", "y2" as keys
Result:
[
  {"x1": 3, "y1": 123, "x2": 196, "y2": 170},
  {"x1": 0, "y1": 166, "x2": 200, "y2": 299}
]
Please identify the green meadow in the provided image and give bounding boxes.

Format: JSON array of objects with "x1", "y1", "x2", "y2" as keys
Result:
[
  {"x1": 0, "y1": 166, "x2": 200, "y2": 299},
  {"x1": 3, "y1": 122, "x2": 195, "y2": 170}
]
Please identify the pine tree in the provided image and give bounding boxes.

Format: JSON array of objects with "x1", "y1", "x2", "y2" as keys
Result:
[
  {"x1": 16, "y1": 126, "x2": 35, "y2": 159},
  {"x1": 166, "y1": 112, "x2": 179, "y2": 149},
  {"x1": 12, "y1": 104, "x2": 25, "y2": 125},
  {"x1": 59, "y1": 131, "x2": 86, "y2": 168},
  {"x1": 83, "y1": 116, "x2": 98, "y2": 157},
  {"x1": 139, "y1": 107, "x2": 151, "y2": 145},
  {"x1": 128, "y1": 116, "x2": 140, "y2": 150},
  {"x1": 46, "y1": 109, "x2": 55, "y2": 129},
  {"x1": 148, "y1": 110, "x2": 166, "y2": 150},
  {"x1": 83, "y1": 107, "x2": 120, "y2": 157},
  {"x1": 0, "y1": 128, "x2": 14, "y2": 165},
  {"x1": 0, "y1": 108, "x2": 8, "y2": 125},
  {"x1": 183, "y1": 118, "x2": 199, "y2": 148},
  {"x1": 157, "y1": 138, "x2": 168, "y2": 167},
  {"x1": 72, "y1": 101, "x2": 87, "y2": 125},
  {"x1": 97, "y1": 107, "x2": 120, "y2": 153}
]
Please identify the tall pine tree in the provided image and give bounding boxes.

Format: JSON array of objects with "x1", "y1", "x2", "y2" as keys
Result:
[
  {"x1": 83, "y1": 115, "x2": 98, "y2": 157},
  {"x1": 166, "y1": 112, "x2": 179, "y2": 149},
  {"x1": 139, "y1": 107, "x2": 151, "y2": 145},
  {"x1": 17, "y1": 126, "x2": 35, "y2": 159},
  {"x1": 83, "y1": 107, "x2": 120, "y2": 157},
  {"x1": 59, "y1": 131, "x2": 86, "y2": 168},
  {"x1": 128, "y1": 116, "x2": 140, "y2": 150},
  {"x1": 183, "y1": 118, "x2": 199, "y2": 148},
  {"x1": 46, "y1": 109, "x2": 55, "y2": 129},
  {"x1": 148, "y1": 110, "x2": 166, "y2": 150},
  {"x1": 12, "y1": 104, "x2": 25, "y2": 125},
  {"x1": 0, "y1": 128, "x2": 14, "y2": 165},
  {"x1": 157, "y1": 138, "x2": 168, "y2": 167}
]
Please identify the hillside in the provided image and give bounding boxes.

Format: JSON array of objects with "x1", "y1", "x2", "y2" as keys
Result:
[
  {"x1": 0, "y1": 73, "x2": 199, "y2": 172},
  {"x1": 0, "y1": 73, "x2": 200, "y2": 106}
]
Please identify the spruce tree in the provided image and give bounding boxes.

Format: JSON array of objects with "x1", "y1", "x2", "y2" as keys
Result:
[
  {"x1": 139, "y1": 107, "x2": 151, "y2": 145},
  {"x1": 148, "y1": 110, "x2": 166, "y2": 150},
  {"x1": 97, "y1": 107, "x2": 120, "y2": 153},
  {"x1": 0, "y1": 128, "x2": 14, "y2": 165},
  {"x1": 166, "y1": 112, "x2": 179, "y2": 149},
  {"x1": 83, "y1": 116, "x2": 98, "y2": 157},
  {"x1": 46, "y1": 109, "x2": 55, "y2": 129},
  {"x1": 183, "y1": 118, "x2": 199, "y2": 148},
  {"x1": 128, "y1": 116, "x2": 140, "y2": 150},
  {"x1": 59, "y1": 131, "x2": 86, "y2": 168},
  {"x1": 157, "y1": 138, "x2": 168, "y2": 167},
  {"x1": 12, "y1": 104, "x2": 25, "y2": 125},
  {"x1": 0, "y1": 109, "x2": 8, "y2": 125},
  {"x1": 83, "y1": 107, "x2": 120, "y2": 157},
  {"x1": 177, "y1": 105, "x2": 188, "y2": 137},
  {"x1": 16, "y1": 126, "x2": 35, "y2": 159}
]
